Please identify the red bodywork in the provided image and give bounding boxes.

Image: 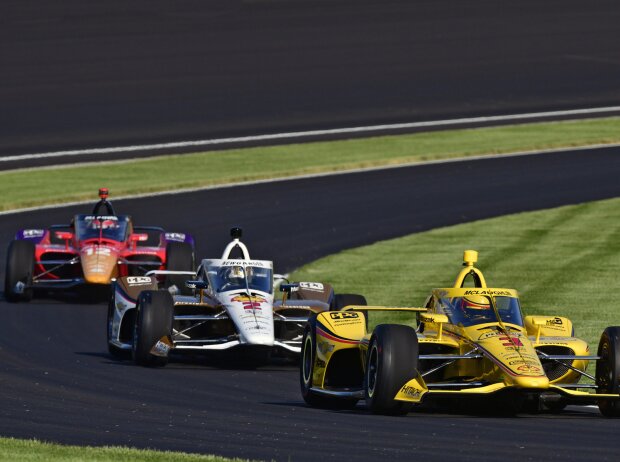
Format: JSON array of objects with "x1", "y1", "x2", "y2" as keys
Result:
[{"x1": 31, "y1": 215, "x2": 171, "y2": 287}]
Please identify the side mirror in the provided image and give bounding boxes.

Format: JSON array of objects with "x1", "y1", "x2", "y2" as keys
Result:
[
  {"x1": 55, "y1": 231, "x2": 73, "y2": 250},
  {"x1": 185, "y1": 280, "x2": 209, "y2": 290},
  {"x1": 129, "y1": 233, "x2": 148, "y2": 249},
  {"x1": 55, "y1": 231, "x2": 74, "y2": 241},
  {"x1": 130, "y1": 233, "x2": 149, "y2": 242}
]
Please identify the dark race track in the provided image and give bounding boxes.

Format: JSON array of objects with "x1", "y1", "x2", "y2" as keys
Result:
[
  {"x1": 1, "y1": 149, "x2": 620, "y2": 461},
  {"x1": 2, "y1": 0, "x2": 620, "y2": 158}
]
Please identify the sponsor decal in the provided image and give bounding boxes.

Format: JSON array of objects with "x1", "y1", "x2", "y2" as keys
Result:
[
  {"x1": 316, "y1": 359, "x2": 326, "y2": 368},
  {"x1": 126, "y1": 276, "x2": 152, "y2": 285},
  {"x1": 231, "y1": 295, "x2": 267, "y2": 311},
  {"x1": 499, "y1": 335, "x2": 524, "y2": 347},
  {"x1": 150, "y1": 336, "x2": 173, "y2": 357},
  {"x1": 516, "y1": 364, "x2": 541, "y2": 373},
  {"x1": 317, "y1": 338, "x2": 335, "y2": 355},
  {"x1": 464, "y1": 289, "x2": 512, "y2": 296},
  {"x1": 400, "y1": 385, "x2": 422, "y2": 399},
  {"x1": 85, "y1": 215, "x2": 118, "y2": 220},
  {"x1": 22, "y1": 229, "x2": 45, "y2": 238},
  {"x1": 165, "y1": 232, "x2": 186, "y2": 242},
  {"x1": 508, "y1": 359, "x2": 540, "y2": 366},
  {"x1": 221, "y1": 260, "x2": 268, "y2": 267},
  {"x1": 546, "y1": 317, "x2": 563, "y2": 326},
  {"x1": 299, "y1": 282, "x2": 324, "y2": 291},
  {"x1": 82, "y1": 246, "x2": 113, "y2": 256},
  {"x1": 329, "y1": 312, "x2": 359, "y2": 320}
]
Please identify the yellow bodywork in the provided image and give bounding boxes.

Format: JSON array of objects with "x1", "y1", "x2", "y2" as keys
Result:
[{"x1": 310, "y1": 250, "x2": 615, "y2": 406}]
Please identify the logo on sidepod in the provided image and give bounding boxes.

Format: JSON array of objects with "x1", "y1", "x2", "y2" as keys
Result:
[
  {"x1": 400, "y1": 385, "x2": 422, "y2": 399},
  {"x1": 329, "y1": 312, "x2": 359, "y2": 320},
  {"x1": 231, "y1": 295, "x2": 268, "y2": 310}
]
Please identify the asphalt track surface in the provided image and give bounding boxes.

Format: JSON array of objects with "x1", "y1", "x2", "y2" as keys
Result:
[
  {"x1": 3, "y1": 0, "x2": 620, "y2": 160},
  {"x1": 1, "y1": 149, "x2": 620, "y2": 461}
]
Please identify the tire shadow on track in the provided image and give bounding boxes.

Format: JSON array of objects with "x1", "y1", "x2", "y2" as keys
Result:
[{"x1": 75, "y1": 350, "x2": 300, "y2": 372}]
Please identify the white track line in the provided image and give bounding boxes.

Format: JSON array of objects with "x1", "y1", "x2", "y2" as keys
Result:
[
  {"x1": 2, "y1": 142, "x2": 619, "y2": 217},
  {"x1": 3, "y1": 106, "x2": 620, "y2": 163}
]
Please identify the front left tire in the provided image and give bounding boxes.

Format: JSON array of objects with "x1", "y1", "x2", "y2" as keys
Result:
[
  {"x1": 365, "y1": 324, "x2": 419, "y2": 415},
  {"x1": 596, "y1": 326, "x2": 620, "y2": 417},
  {"x1": 132, "y1": 290, "x2": 174, "y2": 367}
]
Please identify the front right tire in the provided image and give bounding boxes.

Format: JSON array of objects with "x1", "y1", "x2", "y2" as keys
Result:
[{"x1": 5, "y1": 240, "x2": 35, "y2": 302}]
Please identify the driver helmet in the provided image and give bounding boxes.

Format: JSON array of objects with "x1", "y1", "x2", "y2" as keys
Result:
[
  {"x1": 461, "y1": 295, "x2": 491, "y2": 311},
  {"x1": 227, "y1": 266, "x2": 245, "y2": 282}
]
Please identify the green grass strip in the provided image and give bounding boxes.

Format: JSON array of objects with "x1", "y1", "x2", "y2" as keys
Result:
[
  {"x1": 0, "y1": 437, "x2": 255, "y2": 462},
  {"x1": 290, "y1": 196, "x2": 620, "y2": 348},
  {"x1": 3, "y1": 117, "x2": 619, "y2": 212}
]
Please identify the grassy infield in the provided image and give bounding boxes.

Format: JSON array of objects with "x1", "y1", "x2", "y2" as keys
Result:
[{"x1": 4, "y1": 117, "x2": 620, "y2": 459}]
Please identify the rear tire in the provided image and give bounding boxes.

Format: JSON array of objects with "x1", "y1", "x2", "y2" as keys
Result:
[
  {"x1": 132, "y1": 290, "x2": 174, "y2": 367},
  {"x1": 365, "y1": 324, "x2": 419, "y2": 415},
  {"x1": 5, "y1": 240, "x2": 35, "y2": 302},
  {"x1": 596, "y1": 326, "x2": 620, "y2": 417},
  {"x1": 165, "y1": 241, "x2": 195, "y2": 295},
  {"x1": 332, "y1": 293, "x2": 367, "y2": 311},
  {"x1": 333, "y1": 293, "x2": 368, "y2": 330},
  {"x1": 300, "y1": 318, "x2": 358, "y2": 409}
]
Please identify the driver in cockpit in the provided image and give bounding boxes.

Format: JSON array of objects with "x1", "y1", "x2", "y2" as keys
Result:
[{"x1": 457, "y1": 295, "x2": 495, "y2": 323}]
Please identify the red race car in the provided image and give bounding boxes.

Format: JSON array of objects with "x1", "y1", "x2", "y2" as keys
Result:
[{"x1": 5, "y1": 188, "x2": 195, "y2": 302}]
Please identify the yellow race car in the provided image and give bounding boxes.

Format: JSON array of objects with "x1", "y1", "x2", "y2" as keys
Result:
[{"x1": 300, "y1": 250, "x2": 620, "y2": 416}]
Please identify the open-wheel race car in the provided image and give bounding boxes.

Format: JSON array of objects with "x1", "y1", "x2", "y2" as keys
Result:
[
  {"x1": 300, "y1": 250, "x2": 620, "y2": 417},
  {"x1": 4, "y1": 188, "x2": 195, "y2": 301},
  {"x1": 107, "y1": 227, "x2": 366, "y2": 366}
]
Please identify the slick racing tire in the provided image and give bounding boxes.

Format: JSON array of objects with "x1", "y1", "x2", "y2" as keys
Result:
[
  {"x1": 107, "y1": 286, "x2": 130, "y2": 359},
  {"x1": 333, "y1": 293, "x2": 368, "y2": 330},
  {"x1": 596, "y1": 326, "x2": 620, "y2": 417},
  {"x1": 5, "y1": 240, "x2": 35, "y2": 302},
  {"x1": 132, "y1": 290, "x2": 174, "y2": 367},
  {"x1": 332, "y1": 293, "x2": 367, "y2": 311},
  {"x1": 365, "y1": 324, "x2": 419, "y2": 415},
  {"x1": 164, "y1": 241, "x2": 195, "y2": 295},
  {"x1": 300, "y1": 318, "x2": 358, "y2": 410}
]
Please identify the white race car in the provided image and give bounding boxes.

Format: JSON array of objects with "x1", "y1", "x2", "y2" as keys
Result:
[{"x1": 107, "y1": 228, "x2": 364, "y2": 366}]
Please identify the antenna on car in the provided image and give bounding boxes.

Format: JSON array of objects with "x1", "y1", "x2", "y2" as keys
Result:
[
  {"x1": 230, "y1": 227, "x2": 242, "y2": 239},
  {"x1": 221, "y1": 227, "x2": 251, "y2": 260}
]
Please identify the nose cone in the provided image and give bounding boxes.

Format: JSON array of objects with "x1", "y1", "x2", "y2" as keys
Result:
[
  {"x1": 80, "y1": 246, "x2": 118, "y2": 284},
  {"x1": 225, "y1": 293, "x2": 275, "y2": 346},
  {"x1": 241, "y1": 328, "x2": 274, "y2": 346},
  {"x1": 510, "y1": 375, "x2": 550, "y2": 389}
]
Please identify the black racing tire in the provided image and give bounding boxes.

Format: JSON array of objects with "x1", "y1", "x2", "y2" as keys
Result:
[
  {"x1": 5, "y1": 240, "x2": 35, "y2": 302},
  {"x1": 596, "y1": 326, "x2": 620, "y2": 417},
  {"x1": 165, "y1": 241, "x2": 195, "y2": 295},
  {"x1": 333, "y1": 293, "x2": 368, "y2": 330},
  {"x1": 300, "y1": 317, "x2": 358, "y2": 409},
  {"x1": 132, "y1": 290, "x2": 174, "y2": 367},
  {"x1": 365, "y1": 324, "x2": 419, "y2": 415},
  {"x1": 107, "y1": 287, "x2": 130, "y2": 359},
  {"x1": 332, "y1": 293, "x2": 367, "y2": 311}
]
